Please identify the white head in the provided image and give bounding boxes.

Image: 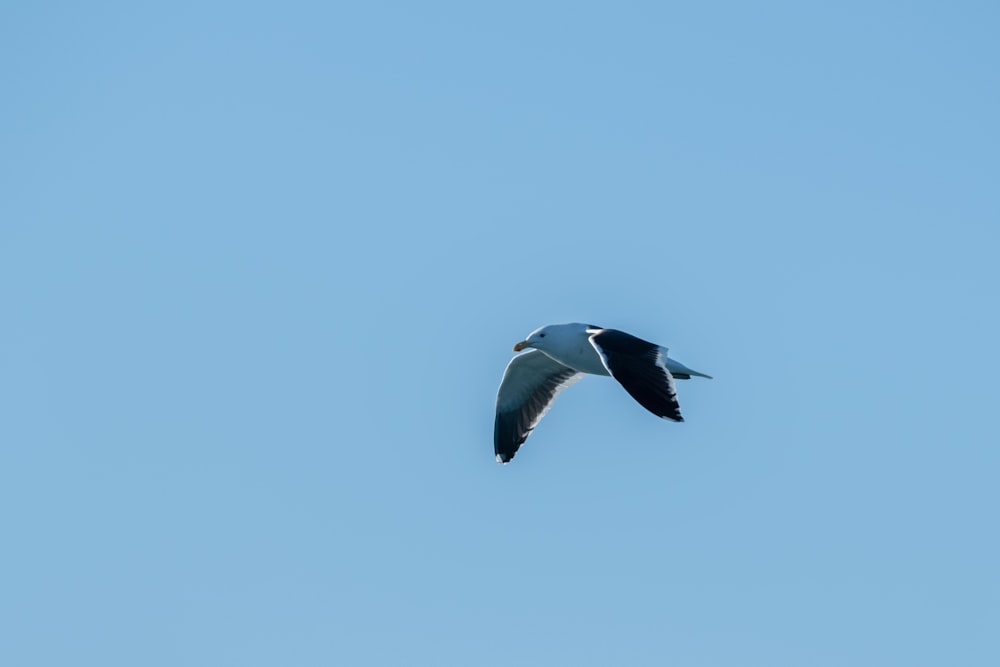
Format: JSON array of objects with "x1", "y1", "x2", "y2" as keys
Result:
[{"x1": 513, "y1": 323, "x2": 600, "y2": 352}]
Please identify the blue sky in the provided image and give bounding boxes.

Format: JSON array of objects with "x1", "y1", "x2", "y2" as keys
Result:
[{"x1": 2, "y1": 2, "x2": 998, "y2": 665}]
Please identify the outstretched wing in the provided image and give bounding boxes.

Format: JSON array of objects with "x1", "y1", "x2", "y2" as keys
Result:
[
  {"x1": 588, "y1": 329, "x2": 683, "y2": 422},
  {"x1": 494, "y1": 350, "x2": 584, "y2": 463}
]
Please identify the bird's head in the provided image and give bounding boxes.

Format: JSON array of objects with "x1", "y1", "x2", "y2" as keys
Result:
[
  {"x1": 512, "y1": 323, "x2": 597, "y2": 352},
  {"x1": 512, "y1": 326, "x2": 550, "y2": 352}
]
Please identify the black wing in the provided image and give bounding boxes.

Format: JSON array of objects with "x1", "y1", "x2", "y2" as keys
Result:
[{"x1": 588, "y1": 329, "x2": 683, "y2": 422}]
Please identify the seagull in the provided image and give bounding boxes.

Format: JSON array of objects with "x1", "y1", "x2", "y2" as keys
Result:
[{"x1": 494, "y1": 323, "x2": 711, "y2": 463}]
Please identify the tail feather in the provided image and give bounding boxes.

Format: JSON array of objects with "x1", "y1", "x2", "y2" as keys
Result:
[{"x1": 663, "y1": 355, "x2": 713, "y2": 380}]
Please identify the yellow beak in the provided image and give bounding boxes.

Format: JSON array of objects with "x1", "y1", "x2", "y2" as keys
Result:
[{"x1": 513, "y1": 341, "x2": 530, "y2": 352}]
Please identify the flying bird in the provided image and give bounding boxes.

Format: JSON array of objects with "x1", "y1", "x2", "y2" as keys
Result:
[{"x1": 494, "y1": 323, "x2": 711, "y2": 463}]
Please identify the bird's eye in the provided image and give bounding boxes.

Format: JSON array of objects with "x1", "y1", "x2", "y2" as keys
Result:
[{"x1": 539, "y1": 333, "x2": 546, "y2": 338}]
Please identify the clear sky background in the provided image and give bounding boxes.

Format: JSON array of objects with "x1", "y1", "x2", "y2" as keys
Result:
[{"x1": 2, "y1": 2, "x2": 998, "y2": 665}]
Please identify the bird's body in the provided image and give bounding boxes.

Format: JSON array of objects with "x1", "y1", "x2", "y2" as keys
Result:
[
  {"x1": 494, "y1": 323, "x2": 711, "y2": 463},
  {"x1": 520, "y1": 323, "x2": 612, "y2": 376}
]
